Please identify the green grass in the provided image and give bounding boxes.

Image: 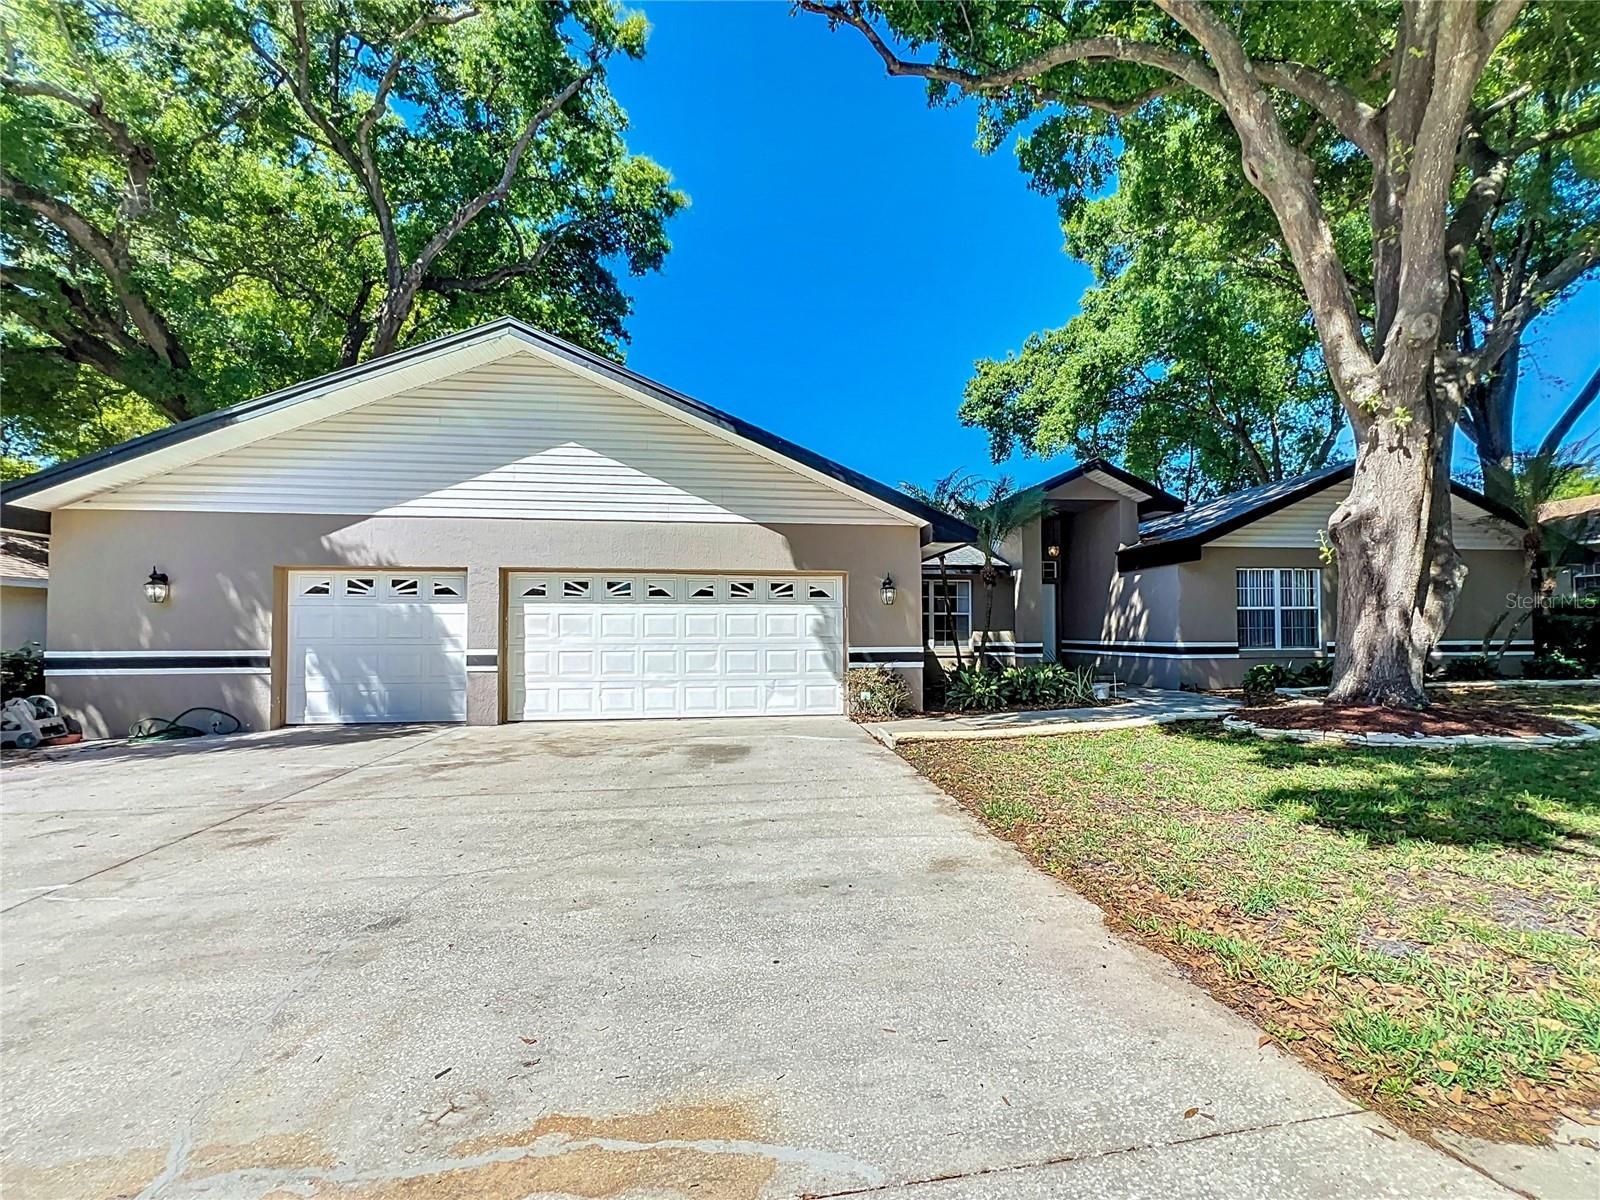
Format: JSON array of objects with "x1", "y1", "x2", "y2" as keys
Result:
[{"x1": 900, "y1": 686, "x2": 1600, "y2": 1140}]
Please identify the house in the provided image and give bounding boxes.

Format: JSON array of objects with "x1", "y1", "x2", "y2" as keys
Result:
[
  {"x1": 1, "y1": 319, "x2": 973, "y2": 738},
  {"x1": 937, "y1": 459, "x2": 1534, "y2": 688},
  {"x1": 0, "y1": 528, "x2": 49, "y2": 651},
  {"x1": 1539, "y1": 493, "x2": 1600, "y2": 598}
]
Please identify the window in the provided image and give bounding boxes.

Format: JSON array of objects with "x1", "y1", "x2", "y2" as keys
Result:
[
  {"x1": 729, "y1": 579, "x2": 756, "y2": 599},
  {"x1": 432, "y1": 579, "x2": 461, "y2": 597},
  {"x1": 562, "y1": 579, "x2": 590, "y2": 598},
  {"x1": 300, "y1": 578, "x2": 331, "y2": 596},
  {"x1": 1236, "y1": 568, "x2": 1321, "y2": 650},
  {"x1": 388, "y1": 576, "x2": 420, "y2": 596},
  {"x1": 924, "y1": 579, "x2": 972, "y2": 648},
  {"x1": 768, "y1": 580, "x2": 796, "y2": 600},
  {"x1": 646, "y1": 581, "x2": 674, "y2": 599},
  {"x1": 344, "y1": 576, "x2": 375, "y2": 596},
  {"x1": 521, "y1": 582, "x2": 547, "y2": 598},
  {"x1": 606, "y1": 579, "x2": 633, "y2": 598}
]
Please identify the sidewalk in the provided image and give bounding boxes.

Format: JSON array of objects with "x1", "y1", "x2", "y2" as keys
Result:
[{"x1": 866, "y1": 687, "x2": 1239, "y2": 747}]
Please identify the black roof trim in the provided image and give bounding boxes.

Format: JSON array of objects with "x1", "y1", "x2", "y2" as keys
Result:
[
  {"x1": 1117, "y1": 461, "x2": 1526, "y2": 571},
  {"x1": 1, "y1": 503, "x2": 50, "y2": 535},
  {"x1": 0, "y1": 317, "x2": 975, "y2": 544},
  {"x1": 1026, "y1": 458, "x2": 1186, "y2": 513}
]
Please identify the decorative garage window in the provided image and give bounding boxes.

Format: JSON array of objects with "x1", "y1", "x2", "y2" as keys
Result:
[
  {"x1": 646, "y1": 580, "x2": 675, "y2": 599},
  {"x1": 345, "y1": 576, "x2": 375, "y2": 596},
  {"x1": 1236, "y1": 568, "x2": 1321, "y2": 650},
  {"x1": 768, "y1": 580, "x2": 796, "y2": 600},
  {"x1": 563, "y1": 579, "x2": 590, "y2": 598},
  {"x1": 729, "y1": 579, "x2": 756, "y2": 599},
  {"x1": 688, "y1": 580, "x2": 717, "y2": 599},
  {"x1": 300, "y1": 577, "x2": 332, "y2": 596},
  {"x1": 606, "y1": 579, "x2": 633, "y2": 598},
  {"x1": 521, "y1": 582, "x2": 547, "y2": 598},
  {"x1": 924, "y1": 580, "x2": 971, "y2": 648},
  {"x1": 432, "y1": 578, "x2": 461, "y2": 597},
  {"x1": 388, "y1": 576, "x2": 420, "y2": 596},
  {"x1": 807, "y1": 581, "x2": 836, "y2": 600}
]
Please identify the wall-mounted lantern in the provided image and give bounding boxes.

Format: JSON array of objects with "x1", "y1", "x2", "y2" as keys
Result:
[
  {"x1": 1046, "y1": 543, "x2": 1061, "y2": 558},
  {"x1": 880, "y1": 573, "x2": 896, "y2": 605},
  {"x1": 144, "y1": 567, "x2": 170, "y2": 604}
]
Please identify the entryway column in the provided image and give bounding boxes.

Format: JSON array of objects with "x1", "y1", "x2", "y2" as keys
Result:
[{"x1": 466, "y1": 565, "x2": 501, "y2": 724}]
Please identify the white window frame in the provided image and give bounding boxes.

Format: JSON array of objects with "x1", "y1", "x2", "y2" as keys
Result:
[
  {"x1": 924, "y1": 578, "x2": 973, "y2": 648},
  {"x1": 1236, "y1": 567, "x2": 1321, "y2": 651}
]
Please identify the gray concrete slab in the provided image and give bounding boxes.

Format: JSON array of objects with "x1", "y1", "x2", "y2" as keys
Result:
[
  {"x1": 0, "y1": 718, "x2": 1523, "y2": 1198},
  {"x1": 867, "y1": 688, "x2": 1239, "y2": 747}
]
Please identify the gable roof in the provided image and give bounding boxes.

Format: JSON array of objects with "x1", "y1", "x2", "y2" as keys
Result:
[
  {"x1": 0, "y1": 317, "x2": 975, "y2": 544},
  {"x1": 919, "y1": 543, "x2": 1013, "y2": 570},
  {"x1": 1119, "y1": 461, "x2": 1525, "y2": 569},
  {"x1": 0, "y1": 532, "x2": 48, "y2": 584},
  {"x1": 1027, "y1": 458, "x2": 1186, "y2": 515}
]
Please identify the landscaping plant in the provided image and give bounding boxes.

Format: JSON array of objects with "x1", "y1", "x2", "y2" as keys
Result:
[
  {"x1": 944, "y1": 662, "x2": 1099, "y2": 712},
  {"x1": 845, "y1": 666, "x2": 914, "y2": 721}
]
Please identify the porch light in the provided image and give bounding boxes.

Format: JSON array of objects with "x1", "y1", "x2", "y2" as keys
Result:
[
  {"x1": 144, "y1": 567, "x2": 170, "y2": 604},
  {"x1": 1046, "y1": 544, "x2": 1061, "y2": 558},
  {"x1": 880, "y1": 573, "x2": 896, "y2": 605}
]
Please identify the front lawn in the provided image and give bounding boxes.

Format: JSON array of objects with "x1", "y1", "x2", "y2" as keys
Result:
[{"x1": 899, "y1": 686, "x2": 1600, "y2": 1142}]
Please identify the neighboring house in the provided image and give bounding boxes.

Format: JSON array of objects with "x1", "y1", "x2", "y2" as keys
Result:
[
  {"x1": 0, "y1": 318, "x2": 973, "y2": 738},
  {"x1": 0, "y1": 529, "x2": 49, "y2": 651},
  {"x1": 1539, "y1": 493, "x2": 1600, "y2": 598},
  {"x1": 930, "y1": 459, "x2": 1533, "y2": 689}
]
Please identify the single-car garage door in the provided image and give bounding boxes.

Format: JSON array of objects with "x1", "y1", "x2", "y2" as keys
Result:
[
  {"x1": 287, "y1": 569, "x2": 468, "y2": 723},
  {"x1": 507, "y1": 572, "x2": 844, "y2": 720}
]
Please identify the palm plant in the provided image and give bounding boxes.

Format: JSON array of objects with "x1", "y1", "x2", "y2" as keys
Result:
[
  {"x1": 953, "y1": 477, "x2": 1048, "y2": 670},
  {"x1": 1478, "y1": 441, "x2": 1598, "y2": 663},
  {"x1": 902, "y1": 470, "x2": 979, "y2": 668}
]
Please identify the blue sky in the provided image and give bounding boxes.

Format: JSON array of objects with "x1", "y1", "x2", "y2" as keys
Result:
[{"x1": 605, "y1": 1, "x2": 1599, "y2": 495}]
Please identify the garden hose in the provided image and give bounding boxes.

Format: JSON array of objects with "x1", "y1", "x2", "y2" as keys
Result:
[{"x1": 128, "y1": 707, "x2": 242, "y2": 743}]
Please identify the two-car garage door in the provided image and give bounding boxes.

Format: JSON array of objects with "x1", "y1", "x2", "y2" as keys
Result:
[
  {"x1": 287, "y1": 569, "x2": 846, "y2": 724},
  {"x1": 506, "y1": 572, "x2": 845, "y2": 720}
]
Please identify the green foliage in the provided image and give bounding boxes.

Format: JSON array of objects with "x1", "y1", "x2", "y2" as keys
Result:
[
  {"x1": 1244, "y1": 659, "x2": 1335, "y2": 699},
  {"x1": 1, "y1": 0, "x2": 684, "y2": 469},
  {"x1": 846, "y1": 666, "x2": 914, "y2": 720},
  {"x1": 1435, "y1": 654, "x2": 1504, "y2": 683},
  {"x1": 1243, "y1": 662, "x2": 1288, "y2": 702},
  {"x1": 944, "y1": 662, "x2": 1099, "y2": 712},
  {"x1": 1535, "y1": 597, "x2": 1600, "y2": 674},
  {"x1": 1, "y1": 644, "x2": 44, "y2": 701},
  {"x1": 1524, "y1": 650, "x2": 1590, "y2": 681}
]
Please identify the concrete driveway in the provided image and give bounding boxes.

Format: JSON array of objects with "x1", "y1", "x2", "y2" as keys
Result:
[{"x1": 2, "y1": 718, "x2": 1511, "y2": 1199}]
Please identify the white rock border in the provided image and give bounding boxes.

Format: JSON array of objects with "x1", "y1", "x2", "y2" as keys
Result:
[{"x1": 1223, "y1": 714, "x2": 1600, "y2": 750}]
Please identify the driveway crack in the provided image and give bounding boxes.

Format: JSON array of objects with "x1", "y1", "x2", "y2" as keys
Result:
[{"x1": 795, "y1": 1109, "x2": 1376, "y2": 1198}]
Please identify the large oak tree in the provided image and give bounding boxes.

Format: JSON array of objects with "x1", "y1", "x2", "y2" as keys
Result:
[
  {"x1": 1, "y1": 0, "x2": 684, "y2": 475},
  {"x1": 805, "y1": 0, "x2": 1600, "y2": 705}
]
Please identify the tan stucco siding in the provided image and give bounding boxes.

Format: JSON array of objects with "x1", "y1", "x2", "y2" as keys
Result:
[
  {"x1": 2, "y1": 584, "x2": 47, "y2": 650},
  {"x1": 47, "y1": 509, "x2": 923, "y2": 737}
]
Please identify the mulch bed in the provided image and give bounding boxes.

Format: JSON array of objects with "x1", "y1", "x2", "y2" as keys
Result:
[{"x1": 1236, "y1": 701, "x2": 1582, "y2": 738}]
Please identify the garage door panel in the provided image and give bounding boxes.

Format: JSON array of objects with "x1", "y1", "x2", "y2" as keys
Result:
[
  {"x1": 288, "y1": 570, "x2": 466, "y2": 725},
  {"x1": 508, "y1": 572, "x2": 845, "y2": 720}
]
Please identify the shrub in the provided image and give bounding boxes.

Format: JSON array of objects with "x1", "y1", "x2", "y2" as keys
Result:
[
  {"x1": 1534, "y1": 596, "x2": 1600, "y2": 672},
  {"x1": 1525, "y1": 649, "x2": 1589, "y2": 680},
  {"x1": 1243, "y1": 662, "x2": 1287, "y2": 702},
  {"x1": 1436, "y1": 653, "x2": 1503, "y2": 682},
  {"x1": 944, "y1": 662, "x2": 1101, "y2": 711},
  {"x1": 945, "y1": 664, "x2": 1008, "y2": 711},
  {"x1": 1288, "y1": 658, "x2": 1334, "y2": 687},
  {"x1": 846, "y1": 666, "x2": 914, "y2": 720},
  {"x1": 1, "y1": 643, "x2": 43, "y2": 702}
]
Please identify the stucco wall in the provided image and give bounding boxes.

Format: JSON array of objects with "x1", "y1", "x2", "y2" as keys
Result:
[
  {"x1": 922, "y1": 571, "x2": 1021, "y2": 667},
  {"x1": 47, "y1": 509, "x2": 924, "y2": 737},
  {"x1": 1172, "y1": 545, "x2": 1533, "y2": 688},
  {"x1": 2, "y1": 584, "x2": 47, "y2": 651}
]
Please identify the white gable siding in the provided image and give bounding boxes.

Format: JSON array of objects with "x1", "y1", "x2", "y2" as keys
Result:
[
  {"x1": 73, "y1": 354, "x2": 898, "y2": 524},
  {"x1": 1212, "y1": 480, "x2": 1521, "y2": 551}
]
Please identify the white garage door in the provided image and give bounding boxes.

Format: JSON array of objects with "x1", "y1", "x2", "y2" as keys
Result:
[
  {"x1": 507, "y1": 572, "x2": 844, "y2": 720},
  {"x1": 287, "y1": 570, "x2": 467, "y2": 723}
]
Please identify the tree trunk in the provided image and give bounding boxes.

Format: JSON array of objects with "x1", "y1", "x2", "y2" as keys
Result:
[
  {"x1": 1468, "y1": 334, "x2": 1520, "y2": 502},
  {"x1": 367, "y1": 271, "x2": 422, "y2": 358},
  {"x1": 1325, "y1": 412, "x2": 1451, "y2": 708},
  {"x1": 937, "y1": 554, "x2": 963, "y2": 670}
]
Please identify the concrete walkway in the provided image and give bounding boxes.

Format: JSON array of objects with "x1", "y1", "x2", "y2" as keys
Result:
[
  {"x1": 867, "y1": 687, "x2": 1239, "y2": 747},
  {"x1": 0, "y1": 716, "x2": 1535, "y2": 1198}
]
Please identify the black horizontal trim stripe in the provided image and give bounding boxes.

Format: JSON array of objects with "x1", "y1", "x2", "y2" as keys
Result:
[
  {"x1": 467, "y1": 652, "x2": 498, "y2": 668},
  {"x1": 47, "y1": 653, "x2": 270, "y2": 671},
  {"x1": 849, "y1": 650, "x2": 923, "y2": 664},
  {"x1": 1059, "y1": 641, "x2": 1239, "y2": 657}
]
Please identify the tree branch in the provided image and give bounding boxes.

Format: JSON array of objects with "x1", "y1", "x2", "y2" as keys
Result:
[
  {"x1": 0, "y1": 72, "x2": 157, "y2": 220},
  {"x1": 1252, "y1": 60, "x2": 1384, "y2": 162},
  {"x1": 1474, "y1": 237, "x2": 1600, "y2": 376},
  {"x1": 797, "y1": 0, "x2": 1223, "y2": 102},
  {"x1": 354, "y1": 6, "x2": 479, "y2": 147},
  {"x1": 1538, "y1": 365, "x2": 1600, "y2": 457}
]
